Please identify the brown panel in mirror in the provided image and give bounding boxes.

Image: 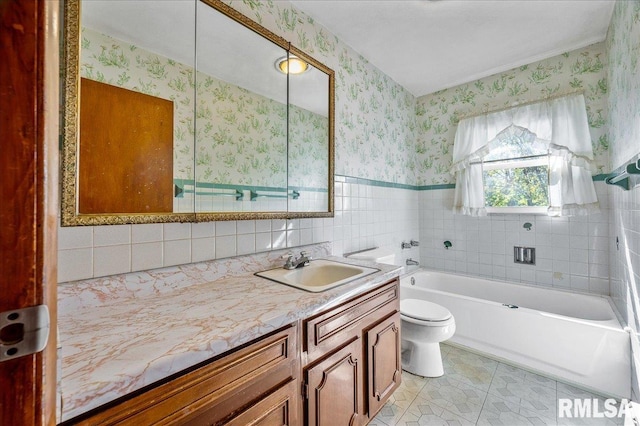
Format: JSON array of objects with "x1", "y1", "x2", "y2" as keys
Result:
[{"x1": 79, "y1": 78, "x2": 174, "y2": 214}]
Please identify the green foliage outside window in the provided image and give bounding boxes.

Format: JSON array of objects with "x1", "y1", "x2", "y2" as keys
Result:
[{"x1": 484, "y1": 165, "x2": 549, "y2": 207}]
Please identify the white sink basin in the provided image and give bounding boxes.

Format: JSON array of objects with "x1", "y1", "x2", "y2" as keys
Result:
[{"x1": 255, "y1": 259, "x2": 380, "y2": 292}]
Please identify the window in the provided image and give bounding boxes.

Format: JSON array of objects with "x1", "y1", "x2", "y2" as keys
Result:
[
  {"x1": 481, "y1": 126, "x2": 549, "y2": 214},
  {"x1": 451, "y1": 93, "x2": 599, "y2": 217}
]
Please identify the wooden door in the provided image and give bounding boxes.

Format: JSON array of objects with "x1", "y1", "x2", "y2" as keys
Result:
[
  {"x1": 305, "y1": 338, "x2": 364, "y2": 426},
  {"x1": 0, "y1": 0, "x2": 59, "y2": 424},
  {"x1": 366, "y1": 312, "x2": 402, "y2": 418}
]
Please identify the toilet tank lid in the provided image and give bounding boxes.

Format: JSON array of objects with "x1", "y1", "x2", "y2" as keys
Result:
[
  {"x1": 401, "y1": 299, "x2": 452, "y2": 322},
  {"x1": 346, "y1": 247, "x2": 394, "y2": 261}
]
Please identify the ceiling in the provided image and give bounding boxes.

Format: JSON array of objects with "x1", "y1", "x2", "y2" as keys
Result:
[{"x1": 289, "y1": 0, "x2": 615, "y2": 97}]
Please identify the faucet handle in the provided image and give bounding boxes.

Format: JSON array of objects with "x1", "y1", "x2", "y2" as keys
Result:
[
  {"x1": 281, "y1": 251, "x2": 294, "y2": 259},
  {"x1": 300, "y1": 251, "x2": 312, "y2": 265}
]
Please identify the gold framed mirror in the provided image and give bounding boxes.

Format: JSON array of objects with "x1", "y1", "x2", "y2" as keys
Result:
[{"x1": 61, "y1": 0, "x2": 334, "y2": 226}]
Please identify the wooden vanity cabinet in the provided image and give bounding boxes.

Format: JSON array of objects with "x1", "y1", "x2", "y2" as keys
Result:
[
  {"x1": 68, "y1": 324, "x2": 299, "y2": 426},
  {"x1": 64, "y1": 278, "x2": 401, "y2": 426},
  {"x1": 302, "y1": 279, "x2": 401, "y2": 425}
]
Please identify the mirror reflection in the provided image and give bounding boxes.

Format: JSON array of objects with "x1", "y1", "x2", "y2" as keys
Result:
[
  {"x1": 62, "y1": 0, "x2": 333, "y2": 226},
  {"x1": 287, "y1": 50, "x2": 331, "y2": 213},
  {"x1": 77, "y1": 0, "x2": 196, "y2": 215},
  {"x1": 194, "y1": 0, "x2": 288, "y2": 214}
]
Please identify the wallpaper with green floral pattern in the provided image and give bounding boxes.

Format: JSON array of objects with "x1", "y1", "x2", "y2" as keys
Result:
[
  {"x1": 226, "y1": 0, "x2": 418, "y2": 185},
  {"x1": 289, "y1": 106, "x2": 328, "y2": 188},
  {"x1": 81, "y1": 27, "x2": 329, "y2": 190},
  {"x1": 606, "y1": 0, "x2": 640, "y2": 169},
  {"x1": 414, "y1": 43, "x2": 609, "y2": 185},
  {"x1": 193, "y1": 76, "x2": 288, "y2": 188},
  {"x1": 83, "y1": 2, "x2": 616, "y2": 190}
]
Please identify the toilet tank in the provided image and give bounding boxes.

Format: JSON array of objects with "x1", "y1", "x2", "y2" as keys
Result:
[{"x1": 346, "y1": 247, "x2": 396, "y2": 265}]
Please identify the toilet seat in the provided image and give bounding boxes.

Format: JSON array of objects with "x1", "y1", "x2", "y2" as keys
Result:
[{"x1": 400, "y1": 299, "x2": 452, "y2": 323}]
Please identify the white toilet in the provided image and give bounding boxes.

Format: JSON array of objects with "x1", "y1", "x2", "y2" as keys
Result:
[
  {"x1": 346, "y1": 247, "x2": 456, "y2": 378},
  {"x1": 400, "y1": 298, "x2": 455, "y2": 377}
]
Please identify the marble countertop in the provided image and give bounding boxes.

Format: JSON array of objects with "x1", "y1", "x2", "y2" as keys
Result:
[{"x1": 58, "y1": 245, "x2": 402, "y2": 422}]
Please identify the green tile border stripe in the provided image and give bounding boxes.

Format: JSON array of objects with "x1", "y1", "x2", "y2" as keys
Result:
[
  {"x1": 337, "y1": 175, "x2": 417, "y2": 190},
  {"x1": 336, "y1": 174, "x2": 609, "y2": 191},
  {"x1": 176, "y1": 174, "x2": 610, "y2": 196},
  {"x1": 174, "y1": 179, "x2": 327, "y2": 195}
]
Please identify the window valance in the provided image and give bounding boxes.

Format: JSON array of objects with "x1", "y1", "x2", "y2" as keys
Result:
[{"x1": 452, "y1": 93, "x2": 599, "y2": 216}]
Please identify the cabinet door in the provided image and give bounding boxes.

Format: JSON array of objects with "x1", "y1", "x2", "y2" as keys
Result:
[
  {"x1": 225, "y1": 380, "x2": 299, "y2": 426},
  {"x1": 305, "y1": 338, "x2": 364, "y2": 426},
  {"x1": 366, "y1": 312, "x2": 401, "y2": 418}
]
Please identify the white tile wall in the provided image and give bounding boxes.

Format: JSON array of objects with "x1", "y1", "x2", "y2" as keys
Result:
[
  {"x1": 418, "y1": 181, "x2": 612, "y2": 295},
  {"x1": 610, "y1": 181, "x2": 640, "y2": 329},
  {"x1": 57, "y1": 177, "x2": 420, "y2": 282},
  {"x1": 58, "y1": 179, "x2": 614, "y2": 298}
]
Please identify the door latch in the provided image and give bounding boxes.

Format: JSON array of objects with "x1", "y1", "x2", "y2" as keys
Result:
[{"x1": 0, "y1": 305, "x2": 50, "y2": 362}]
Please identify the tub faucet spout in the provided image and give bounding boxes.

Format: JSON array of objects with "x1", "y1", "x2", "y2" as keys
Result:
[{"x1": 406, "y1": 258, "x2": 419, "y2": 266}]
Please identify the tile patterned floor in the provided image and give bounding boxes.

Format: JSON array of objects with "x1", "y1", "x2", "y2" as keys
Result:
[{"x1": 371, "y1": 344, "x2": 625, "y2": 426}]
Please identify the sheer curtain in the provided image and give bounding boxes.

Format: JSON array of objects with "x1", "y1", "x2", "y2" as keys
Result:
[{"x1": 452, "y1": 93, "x2": 599, "y2": 216}]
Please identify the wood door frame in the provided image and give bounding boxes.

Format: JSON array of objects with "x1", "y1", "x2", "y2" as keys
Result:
[{"x1": 1, "y1": 0, "x2": 59, "y2": 424}]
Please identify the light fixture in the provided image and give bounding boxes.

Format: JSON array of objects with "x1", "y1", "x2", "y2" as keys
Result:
[{"x1": 275, "y1": 55, "x2": 309, "y2": 75}]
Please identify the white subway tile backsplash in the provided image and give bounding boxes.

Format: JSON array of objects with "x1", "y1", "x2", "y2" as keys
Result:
[
  {"x1": 58, "y1": 248, "x2": 93, "y2": 282},
  {"x1": 58, "y1": 226, "x2": 93, "y2": 250},
  {"x1": 271, "y1": 230, "x2": 287, "y2": 250},
  {"x1": 215, "y1": 235, "x2": 236, "y2": 258},
  {"x1": 163, "y1": 223, "x2": 191, "y2": 241},
  {"x1": 215, "y1": 221, "x2": 236, "y2": 237},
  {"x1": 163, "y1": 239, "x2": 191, "y2": 267},
  {"x1": 94, "y1": 225, "x2": 130, "y2": 246},
  {"x1": 236, "y1": 220, "x2": 255, "y2": 235},
  {"x1": 191, "y1": 237, "x2": 215, "y2": 263},
  {"x1": 191, "y1": 222, "x2": 215, "y2": 239},
  {"x1": 94, "y1": 245, "x2": 131, "y2": 276},
  {"x1": 255, "y1": 232, "x2": 272, "y2": 252},
  {"x1": 132, "y1": 224, "x2": 163, "y2": 243},
  {"x1": 132, "y1": 242, "x2": 163, "y2": 271},
  {"x1": 286, "y1": 230, "x2": 301, "y2": 248},
  {"x1": 237, "y1": 233, "x2": 255, "y2": 255},
  {"x1": 255, "y1": 220, "x2": 271, "y2": 233}
]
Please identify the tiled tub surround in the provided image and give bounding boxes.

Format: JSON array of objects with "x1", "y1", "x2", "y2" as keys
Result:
[
  {"x1": 419, "y1": 181, "x2": 612, "y2": 296},
  {"x1": 57, "y1": 242, "x2": 402, "y2": 422}
]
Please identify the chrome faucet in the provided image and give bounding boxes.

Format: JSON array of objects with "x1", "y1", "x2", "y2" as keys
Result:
[
  {"x1": 283, "y1": 251, "x2": 312, "y2": 270},
  {"x1": 406, "y1": 258, "x2": 419, "y2": 266}
]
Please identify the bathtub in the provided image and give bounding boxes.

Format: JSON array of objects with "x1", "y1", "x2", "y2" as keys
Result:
[{"x1": 400, "y1": 270, "x2": 631, "y2": 398}]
